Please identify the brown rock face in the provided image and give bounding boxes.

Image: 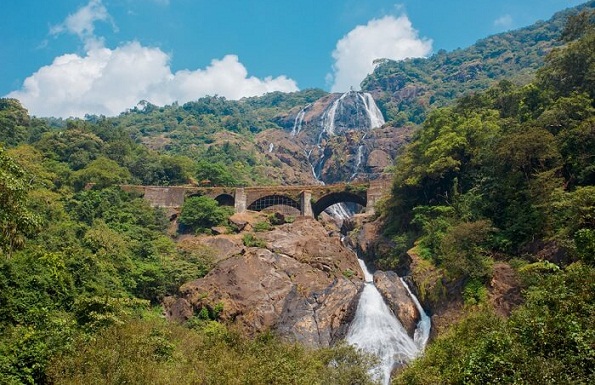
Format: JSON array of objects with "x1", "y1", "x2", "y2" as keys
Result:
[
  {"x1": 164, "y1": 218, "x2": 364, "y2": 347},
  {"x1": 489, "y1": 263, "x2": 523, "y2": 317},
  {"x1": 366, "y1": 149, "x2": 392, "y2": 172},
  {"x1": 373, "y1": 271, "x2": 421, "y2": 337}
]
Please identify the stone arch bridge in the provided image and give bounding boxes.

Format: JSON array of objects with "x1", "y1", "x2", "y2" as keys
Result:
[{"x1": 120, "y1": 180, "x2": 388, "y2": 218}]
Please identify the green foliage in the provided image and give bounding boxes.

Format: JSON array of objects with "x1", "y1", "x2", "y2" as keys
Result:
[
  {"x1": 384, "y1": 7, "x2": 595, "y2": 259},
  {"x1": 253, "y1": 220, "x2": 273, "y2": 232},
  {"x1": 0, "y1": 312, "x2": 77, "y2": 385},
  {"x1": 195, "y1": 159, "x2": 239, "y2": 186},
  {"x1": 0, "y1": 98, "x2": 31, "y2": 147},
  {"x1": 0, "y1": 147, "x2": 40, "y2": 255},
  {"x1": 342, "y1": 269, "x2": 355, "y2": 278},
  {"x1": 242, "y1": 233, "x2": 267, "y2": 248},
  {"x1": 395, "y1": 263, "x2": 595, "y2": 384},
  {"x1": 462, "y1": 279, "x2": 489, "y2": 306},
  {"x1": 548, "y1": 186, "x2": 595, "y2": 261},
  {"x1": 71, "y1": 156, "x2": 131, "y2": 190},
  {"x1": 575, "y1": 228, "x2": 595, "y2": 264},
  {"x1": 362, "y1": 4, "x2": 592, "y2": 125},
  {"x1": 179, "y1": 195, "x2": 232, "y2": 233},
  {"x1": 440, "y1": 220, "x2": 495, "y2": 281},
  {"x1": 46, "y1": 317, "x2": 376, "y2": 385},
  {"x1": 36, "y1": 128, "x2": 105, "y2": 171}
]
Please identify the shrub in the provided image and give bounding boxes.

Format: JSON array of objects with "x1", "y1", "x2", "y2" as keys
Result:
[
  {"x1": 242, "y1": 234, "x2": 266, "y2": 248},
  {"x1": 253, "y1": 220, "x2": 272, "y2": 232},
  {"x1": 179, "y1": 196, "x2": 232, "y2": 233}
]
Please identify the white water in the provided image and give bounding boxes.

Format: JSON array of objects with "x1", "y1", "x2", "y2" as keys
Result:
[
  {"x1": 401, "y1": 277, "x2": 431, "y2": 350},
  {"x1": 350, "y1": 145, "x2": 365, "y2": 180},
  {"x1": 268, "y1": 143, "x2": 274, "y2": 153},
  {"x1": 358, "y1": 92, "x2": 386, "y2": 129},
  {"x1": 320, "y1": 93, "x2": 348, "y2": 137},
  {"x1": 291, "y1": 104, "x2": 310, "y2": 136},
  {"x1": 305, "y1": 91, "x2": 384, "y2": 219},
  {"x1": 347, "y1": 259, "x2": 430, "y2": 385}
]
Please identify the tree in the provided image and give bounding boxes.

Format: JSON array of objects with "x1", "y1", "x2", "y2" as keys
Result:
[
  {"x1": 71, "y1": 157, "x2": 131, "y2": 190},
  {"x1": 0, "y1": 147, "x2": 39, "y2": 256},
  {"x1": 179, "y1": 196, "x2": 232, "y2": 233},
  {"x1": 195, "y1": 160, "x2": 239, "y2": 186},
  {"x1": 0, "y1": 98, "x2": 30, "y2": 147}
]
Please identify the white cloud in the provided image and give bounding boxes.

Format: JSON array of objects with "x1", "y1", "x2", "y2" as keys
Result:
[
  {"x1": 7, "y1": 0, "x2": 298, "y2": 118},
  {"x1": 50, "y1": 0, "x2": 116, "y2": 50},
  {"x1": 494, "y1": 14, "x2": 513, "y2": 30},
  {"x1": 7, "y1": 44, "x2": 298, "y2": 118},
  {"x1": 328, "y1": 15, "x2": 432, "y2": 92}
]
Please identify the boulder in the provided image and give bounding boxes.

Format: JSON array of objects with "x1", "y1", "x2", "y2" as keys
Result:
[
  {"x1": 200, "y1": 236, "x2": 243, "y2": 262},
  {"x1": 162, "y1": 296, "x2": 193, "y2": 321},
  {"x1": 210, "y1": 226, "x2": 228, "y2": 235},
  {"x1": 373, "y1": 271, "x2": 420, "y2": 338},
  {"x1": 366, "y1": 149, "x2": 391, "y2": 172}
]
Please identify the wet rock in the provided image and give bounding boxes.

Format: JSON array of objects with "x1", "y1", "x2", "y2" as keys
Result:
[{"x1": 373, "y1": 271, "x2": 421, "y2": 337}]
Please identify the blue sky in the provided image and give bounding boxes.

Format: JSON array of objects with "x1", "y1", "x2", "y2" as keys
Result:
[{"x1": 1, "y1": 0, "x2": 586, "y2": 117}]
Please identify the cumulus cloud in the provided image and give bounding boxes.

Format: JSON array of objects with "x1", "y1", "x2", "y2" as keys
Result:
[
  {"x1": 328, "y1": 15, "x2": 432, "y2": 92},
  {"x1": 494, "y1": 14, "x2": 513, "y2": 30},
  {"x1": 7, "y1": 45, "x2": 298, "y2": 118},
  {"x1": 49, "y1": 0, "x2": 116, "y2": 50},
  {"x1": 8, "y1": 0, "x2": 298, "y2": 118}
]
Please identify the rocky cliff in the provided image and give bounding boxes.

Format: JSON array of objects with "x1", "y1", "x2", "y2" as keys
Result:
[
  {"x1": 164, "y1": 218, "x2": 365, "y2": 347},
  {"x1": 256, "y1": 91, "x2": 414, "y2": 185}
]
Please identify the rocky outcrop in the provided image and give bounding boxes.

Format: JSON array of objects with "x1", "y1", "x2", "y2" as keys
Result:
[
  {"x1": 488, "y1": 263, "x2": 523, "y2": 317},
  {"x1": 343, "y1": 214, "x2": 412, "y2": 275},
  {"x1": 164, "y1": 218, "x2": 364, "y2": 347},
  {"x1": 405, "y1": 249, "x2": 464, "y2": 341},
  {"x1": 373, "y1": 271, "x2": 421, "y2": 337},
  {"x1": 256, "y1": 91, "x2": 414, "y2": 185}
]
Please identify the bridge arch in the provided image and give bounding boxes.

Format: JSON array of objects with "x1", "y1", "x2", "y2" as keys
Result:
[
  {"x1": 312, "y1": 191, "x2": 366, "y2": 218},
  {"x1": 247, "y1": 194, "x2": 300, "y2": 213},
  {"x1": 214, "y1": 193, "x2": 235, "y2": 207}
]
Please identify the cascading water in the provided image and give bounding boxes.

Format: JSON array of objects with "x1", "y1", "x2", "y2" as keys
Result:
[
  {"x1": 401, "y1": 277, "x2": 431, "y2": 350},
  {"x1": 291, "y1": 104, "x2": 310, "y2": 136},
  {"x1": 347, "y1": 258, "x2": 430, "y2": 385},
  {"x1": 298, "y1": 91, "x2": 421, "y2": 383},
  {"x1": 350, "y1": 133, "x2": 367, "y2": 181},
  {"x1": 358, "y1": 92, "x2": 385, "y2": 129},
  {"x1": 319, "y1": 93, "x2": 348, "y2": 137},
  {"x1": 304, "y1": 91, "x2": 386, "y2": 220}
]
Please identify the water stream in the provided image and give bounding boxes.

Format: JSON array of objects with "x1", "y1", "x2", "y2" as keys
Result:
[
  {"x1": 296, "y1": 90, "x2": 421, "y2": 383},
  {"x1": 346, "y1": 258, "x2": 430, "y2": 385}
]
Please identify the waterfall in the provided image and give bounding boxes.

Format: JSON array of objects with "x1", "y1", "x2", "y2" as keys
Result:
[
  {"x1": 268, "y1": 143, "x2": 274, "y2": 153},
  {"x1": 401, "y1": 277, "x2": 431, "y2": 350},
  {"x1": 304, "y1": 91, "x2": 385, "y2": 217},
  {"x1": 320, "y1": 93, "x2": 348, "y2": 137},
  {"x1": 319, "y1": 91, "x2": 383, "y2": 138},
  {"x1": 350, "y1": 144, "x2": 365, "y2": 181},
  {"x1": 358, "y1": 92, "x2": 386, "y2": 129},
  {"x1": 347, "y1": 258, "x2": 430, "y2": 385},
  {"x1": 291, "y1": 104, "x2": 310, "y2": 136}
]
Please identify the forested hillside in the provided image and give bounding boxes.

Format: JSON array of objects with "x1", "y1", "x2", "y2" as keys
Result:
[
  {"x1": 381, "y1": 9, "x2": 595, "y2": 383},
  {"x1": 363, "y1": 0, "x2": 595, "y2": 126}
]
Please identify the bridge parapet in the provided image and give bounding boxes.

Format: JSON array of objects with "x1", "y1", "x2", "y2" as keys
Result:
[{"x1": 120, "y1": 180, "x2": 388, "y2": 218}]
